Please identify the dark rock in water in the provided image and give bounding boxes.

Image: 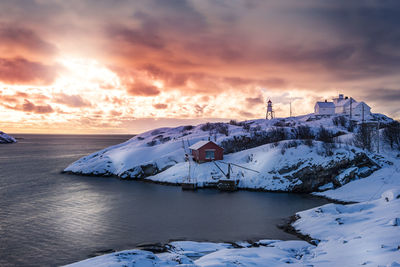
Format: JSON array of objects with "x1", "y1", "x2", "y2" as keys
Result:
[
  {"x1": 120, "y1": 163, "x2": 162, "y2": 179},
  {"x1": 0, "y1": 131, "x2": 17, "y2": 144}
]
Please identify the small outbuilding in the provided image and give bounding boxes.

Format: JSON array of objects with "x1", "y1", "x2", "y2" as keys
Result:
[{"x1": 189, "y1": 140, "x2": 224, "y2": 163}]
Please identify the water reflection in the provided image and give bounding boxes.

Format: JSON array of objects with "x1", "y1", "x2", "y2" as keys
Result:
[{"x1": 0, "y1": 134, "x2": 329, "y2": 266}]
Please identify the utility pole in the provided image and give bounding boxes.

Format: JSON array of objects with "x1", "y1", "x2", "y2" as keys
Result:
[
  {"x1": 350, "y1": 98, "x2": 352, "y2": 119},
  {"x1": 377, "y1": 119, "x2": 380, "y2": 153},
  {"x1": 289, "y1": 98, "x2": 292, "y2": 117},
  {"x1": 362, "y1": 104, "x2": 365, "y2": 123}
]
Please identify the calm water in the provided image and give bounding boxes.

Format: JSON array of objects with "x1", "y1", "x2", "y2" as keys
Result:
[{"x1": 0, "y1": 134, "x2": 329, "y2": 266}]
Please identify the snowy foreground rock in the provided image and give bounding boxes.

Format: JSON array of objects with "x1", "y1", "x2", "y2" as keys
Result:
[
  {"x1": 66, "y1": 188, "x2": 400, "y2": 266},
  {"x1": 64, "y1": 114, "x2": 388, "y2": 192},
  {"x1": 0, "y1": 131, "x2": 16, "y2": 144}
]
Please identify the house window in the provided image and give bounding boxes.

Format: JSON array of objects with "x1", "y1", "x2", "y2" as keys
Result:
[{"x1": 205, "y1": 150, "x2": 215, "y2": 159}]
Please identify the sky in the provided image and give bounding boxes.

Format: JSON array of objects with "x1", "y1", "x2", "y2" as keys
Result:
[{"x1": 0, "y1": 0, "x2": 399, "y2": 134}]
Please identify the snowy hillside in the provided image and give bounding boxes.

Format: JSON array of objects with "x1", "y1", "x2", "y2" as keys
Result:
[
  {"x1": 67, "y1": 189, "x2": 400, "y2": 266},
  {"x1": 65, "y1": 113, "x2": 400, "y2": 266},
  {"x1": 0, "y1": 131, "x2": 16, "y2": 144},
  {"x1": 65, "y1": 113, "x2": 391, "y2": 192},
  {"x1": 147, "y1": 141, "x2": 381, "y2": 192}
]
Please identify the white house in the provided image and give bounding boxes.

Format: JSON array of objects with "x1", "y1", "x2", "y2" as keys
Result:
[
  {"x1": 352, "y1": 101, "x2": 371, "y2": 119},
  {"x1": 334, "y1": 98, "x2": 354, "y2": 114},
  {"x1": 314, "y1": 94, "x2": 372, "y2": 119},
  {"x1": 314, "y1": 101, "x2": 335, "y2": 115}
]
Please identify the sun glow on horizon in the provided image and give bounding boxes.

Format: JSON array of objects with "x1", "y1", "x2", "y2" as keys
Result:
[{"x1": 0, "y1": 58, "x2": 396, "y2": 134}]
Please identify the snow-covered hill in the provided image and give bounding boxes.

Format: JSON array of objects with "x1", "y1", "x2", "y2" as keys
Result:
[
  {"x1": 0, "y1": 131, "x2": 16, "y2": 144},
  {"x1": 65, "y1": 113, "x2": 400, "y2": 266},
  {"x1": 147, "y1": 141, "x2": 382, "y2": 192},
  {"x1": 64, "y1": 113, "x2": 391, "y2": 192}
]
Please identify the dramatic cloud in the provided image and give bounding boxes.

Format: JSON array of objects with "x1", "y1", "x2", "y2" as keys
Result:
[
  {"x1": 0, "y1": 25, "x2": 57, "y2": 58},
  {"x1": 0, "y1": 57, "x2": 58, "y2": 85},
  {"x1": 0, "y1": 0, "x2": 399, "y2": 133},
  {"x1": 3, "y1": 99, "x2": 54, "y2": 114},
  {"x1": 245, "y1": 95, "x2": 264, "y2": 107},
  {"x1": 364, "y1": 88, "x2": 400, "y2": 103},
  {"x1": 153, "y1": 103, "x2": 168, "y2": 109},
  {"x1": 54, "y1": 93, "x2": 92, "y2": 108},
  {"x1": 127, "y1": 81, "x2": 160, "y2": 96}
]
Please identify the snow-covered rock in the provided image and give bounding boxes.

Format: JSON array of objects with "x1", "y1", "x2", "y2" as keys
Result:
[
  {"x1": 64, "y1": 114, "x2": 386, "y2": 192},
  {"x1": 65, "y1": 249, "x2": 194, "y2": 267},
  {"x1": 147, "y1": 141, "x2": 379, "y2": 192},
  {"x1": 313, "y1": 157, "x2": 400, "y2": 202},
  {"x1": 0, "y1": 131, "x2": 16, "y2": 144}
]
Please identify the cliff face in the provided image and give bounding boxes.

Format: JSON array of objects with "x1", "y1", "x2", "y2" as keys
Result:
[
  {"x1": 271, "y1": 150, "x2": 380, "y2": 192},
  {"x1": 0, "y1": 131, "x2": 16, "y2": 144}
]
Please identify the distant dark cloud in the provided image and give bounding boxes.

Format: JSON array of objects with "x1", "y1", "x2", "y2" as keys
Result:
[
  {"x1": 245, "y1": 95, "x2": 264, "y2": 107},
  {"x1": 153, "y1": 103, "x2": 168, "y2": 109},
  {"x1": 364, "y1": 89, "x2": 400, "y2": 103},
  {"x1": 0, "y1": 57, "x2": 58, "y2": 85},
  {"x1": 224, "y1": 77, "x2": 287, "y2": 88},
  {"x1": 54, "y1": 93, "x2": 92, "y2": 108},
  {"x1": 109, "y1": 110, "x2": 122, "y2": 116},
  {"x1": 127, "y1": 81, "x2": 160, "y2": 96},
  {"x1": 239, "y1": 110, "x2": 255, "y2": 118},
  {"x1": 5, "y1": 99, "x2": 54, "y2": 114},
  {"x1": 0, "y1": 25, "x2": 57, "y2": 57},
  {"x1": 106, "y1": 23, "x2": 164, "y2": 50},
  {"x1": 290, "y1": 1, "x2": 400, "y2": 78}
]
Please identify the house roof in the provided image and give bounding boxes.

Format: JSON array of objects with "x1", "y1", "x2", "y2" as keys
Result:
[
  {"x1": 335, "y1": 98, "x2": 357, "y2": 107},
  {"x1": 189, "y1": 140, "x2": 216, "y2": 150},
  {"x1": 315, "y1": 101, "x2": 335, "y2": 108},
  {"x1": 353, "y1": 101, "x2": 370, "y2": 109}
]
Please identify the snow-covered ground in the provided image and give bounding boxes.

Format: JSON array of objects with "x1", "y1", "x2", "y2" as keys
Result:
[
  {"x1": 64, "y1": 114, "x2": 351, "y2": 178},
  {"x1": 0, "y1": 131, "x2": 16, "y2": 144},
  {"x1": 64, "y1": 113, "x2": 388, "y2": 192},
  {"x1": 147, "y1": 141, "x2": 379, "y2": 192},
  {"x1": 66, "y1": 187, "x2": 400, "y2": 266},
  {"x1": 65, "y1": 113, "x2": 400, "y2": 266}
]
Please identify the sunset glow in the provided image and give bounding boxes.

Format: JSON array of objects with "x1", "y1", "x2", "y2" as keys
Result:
[{"x1": 1, "y1": 1, "x2": 399, "y2": 134}]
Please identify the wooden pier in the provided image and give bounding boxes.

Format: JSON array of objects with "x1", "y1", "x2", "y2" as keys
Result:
[{"x1": 181, "y1": 182, "x2": 197, "y2": 190}]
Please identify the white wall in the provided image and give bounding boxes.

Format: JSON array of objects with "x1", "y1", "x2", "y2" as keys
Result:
[{"x1": 315, "y1": 106, "x2": 335, "y2": 115}]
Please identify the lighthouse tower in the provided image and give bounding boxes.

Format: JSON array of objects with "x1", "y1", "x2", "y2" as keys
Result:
[{"x1": 266, "y1": 99, "x2": 274, "y2": 120}]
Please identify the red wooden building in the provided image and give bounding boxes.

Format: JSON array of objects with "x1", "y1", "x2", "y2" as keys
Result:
[{"x1": 189, "y1": 140, "x2": 224, "y2": 163}]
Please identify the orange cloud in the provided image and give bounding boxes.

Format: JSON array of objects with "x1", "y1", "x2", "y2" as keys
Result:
[
  {"x1": 0, "y1": 25, "x2": 57, "y2": 60},
  {"x1": 0, "y1": 57, "x2": 58, "y2": 85},
  {"x1": 153, "y1": 103, "x2": 168, "y2": 109},
  {"x1": 53, "y1": 93, "x2": 92, "y2": 108},
  {"x1": 0, "y1": 0, "x2": 399, "y2": 134},
  {"x1": 3, "y1": 99, "x2": 54, "y2": 114},
  {"x1": 126, "y1": 80, "x2": 160, "y2": 96}
]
